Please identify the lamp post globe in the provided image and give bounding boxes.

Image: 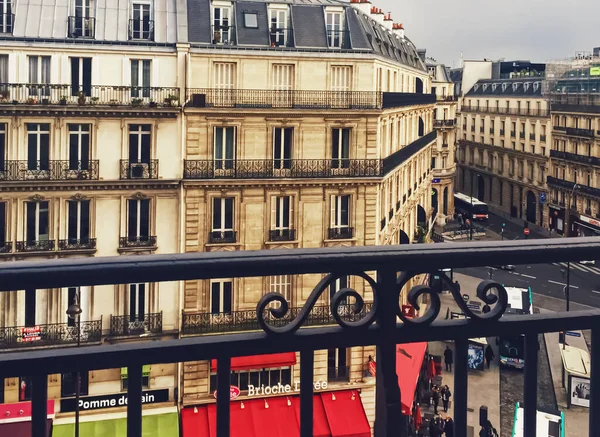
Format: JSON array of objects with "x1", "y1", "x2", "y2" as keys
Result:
[{"x1": 66, "y1": 294, "x2": 82, "y2": 437}]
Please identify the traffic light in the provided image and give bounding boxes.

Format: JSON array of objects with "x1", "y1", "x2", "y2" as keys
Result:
[{"x1": 502, "y1": 223, "x2": 506, "y2": 228}]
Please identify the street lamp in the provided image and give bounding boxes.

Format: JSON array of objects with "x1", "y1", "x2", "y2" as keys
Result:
[
  {"x1": 560, "y1": 266, "x2": 571, "y2": 312},
  {"x1": 568, "y1": 183, "x2": 580, "y2": 237},
  {"x1": 66, "y1": 293, "x2": 82, "y2": 437},
  {"x1": 470, "y1": 172, "x2": 476, "y2": 241}
]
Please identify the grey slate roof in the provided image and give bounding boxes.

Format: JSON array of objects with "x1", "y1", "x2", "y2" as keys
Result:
[
  {"x1": 466, "y1": 78, "x2": 543, "y2": 97},
  {"x1": 291, "y1": 5, "x2": 328, "y2": 48},
  {"x1": 236, "y1": 2, "x2": 270, "y2": 46}
]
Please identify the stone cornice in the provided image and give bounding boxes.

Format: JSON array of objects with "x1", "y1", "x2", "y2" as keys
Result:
[
  {"x1": 458, "y1": 139, "x2": 549, "y2": 164},
  {"x1": 0, "y1": 180, "x2": 181, "y2": 192}
]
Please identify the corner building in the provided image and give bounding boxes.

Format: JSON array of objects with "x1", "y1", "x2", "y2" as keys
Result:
[{"x1": 179, "y1": 0, "x2": 436, "y2": 432}]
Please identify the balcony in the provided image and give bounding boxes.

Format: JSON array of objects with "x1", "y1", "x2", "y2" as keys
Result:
[
  {"x1": 268, "y1": 229, "x2": 296, "y2": 242},
  {"x1": 0, "y1": 84, "x2": 180, "y2": 108},
  {"x1": 551, "y1": 94, "x2": 600, "y2": 113},
  {"x1": 109, "y1": 312, "x2": 163, "y2": 337},
  {"x1": 212, "y1": 25, "x2": 236, "y2": 45},
  {"x1": 15, "y1": 240, "x2": 55, "y2": 253},
  {"x1": 547, "y1": 176, "x2": 600, "y2": 198},
  {"x1": 436, "y1": 95, "x2": 456, "y2": 102},
  {"x1": 326, "y1": 30, "x2": 350, "y2": 49},
  {"x1": 500, "y1": 129, "x2": 505, "y2": 136},
  {"x1": 128, "y1": 19, "x2": 154, "y2": 41},
  {"x1": 269, "y1": 28, "x2": 293, "y2": 47},
  {"x1": 182, "y1": 303, "x2": 374, "y2": 335},
  {"x1": 0, "y1": 12, "x2": 14, "y2": 34},
  {"x1": 183, "y1": 159, "x2": 382, "y2": 179},
  {"x1": 530, "y1": 134, "x2": 535, "y2": 140},
  {"x1": 67, "y1": 16, "x2": 95, "y2": 38},
  {"x1": 383, "y1": 131, "x2": 437, "y2": 174},
  {"x1": 119, "y1": 236, "x2": 157, "y2": 249},
  {"x1": 460, "y1": 105, "x2": 550, "y2": 118},
  {"x1": 120, "y1": 160, "x2": 159, "y2": 179},
  {"x1": 58, "y1": 238, "x2": 97, "y2": 251},
  {"x1": 565, "y1": 127, "x2": 595, "y2": 138},
  {"x1": 550, "y1": 150, "x2": 600, "y2": 167},
  {"x1": 0, "y1": 160, "x2": 99, "y2": 181},
  {"x1": 208, "y1": 231, "x2": 237, "y2": 244},
  {"x1": 381, "y1": 92, "x2": 436, "y2": 109},
  {"x1": 327, "y1": 227, "x2": 353, "y2": 240},
  {"x1": 0, "y1": 320, "x2": 102, "y2": 349},
  {"x1": 433, "y1": 119, "x2": 456, "y2": 128},
  {"x1": 0, "y1": 242, "x2": 11, "y2": 253},
  {"x1": 2, "y1": 240, "x2": 600, "y2": 437}
]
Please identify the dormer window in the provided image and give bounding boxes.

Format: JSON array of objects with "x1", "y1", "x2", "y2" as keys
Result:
[
  {"x1": 473, "y1": 84, "x2": 479, "y2": 92},
  {"x1": 269, "y1": 7, "x2": 289, "y2": 47},
  {"x1": 533, "y1": 82, "x2": 540, "y2": 92},
  {"x1": 0, "y1": 0, "x2": 13, "y2": 34},
  {"x1": 129, "y1": 2, "x2": 154, "y2": 41},
  {"x1": 482, "y1": 84, "x2": 488, "y2": 92},
  {"x1": 325, "y1": 10, "x2": 344, "y2": 48},
  {"x1": 492, "y1": 83, "x2": 498, "y2": 91},
  {"x1": 502, "y1": 83, "x2": 508, "y2": 92},
  {"x1": 213, "y1": 5, "x2": 233, "y2": 45},
  {"x1": 69, "y1": 0, "x2": 95, "y2": 38}
]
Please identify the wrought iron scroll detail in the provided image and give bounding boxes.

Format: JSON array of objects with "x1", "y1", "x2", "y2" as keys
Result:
[
  {"x1": 396, "y1": 271, "x2": 508, "y2": 325},
  {"x1": 257, "y1": 272, "x2": 378, "y2": 335}
]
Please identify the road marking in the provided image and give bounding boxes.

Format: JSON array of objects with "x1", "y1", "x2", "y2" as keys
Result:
[
  {"x1": 520, "y1": 274, "x2": 536, "y2": 279},
  {"x1": 593, "y1": 290, "x2": 600, "y2": 294},
  {"x1": 547, "y1": 280, "x2": 579, "y2": 289}
]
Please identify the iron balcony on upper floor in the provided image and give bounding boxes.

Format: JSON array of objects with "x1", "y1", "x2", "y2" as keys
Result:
[
  {"x1": 550, "y1": 150, "x2": 600, "y2": 167},
  {"x1": 565, "y1": 127, "x2": 595, "y2": 138},
  {"x1": 460, "y1": 105, "x2": 550, "y2": 118},
  {"x1": 0, "y1": 160, "x2": 99, "y2": 181},
  {"x1": 13, "y1": 238, "x2": 97, "y2": 254},
  {"x1": 109, "y1": 312, "x2": 163, "y2": 337},
  {"x1": 433, "y1": 119, "x2": 456, "y2": 128},
  {"x1": 67, "y1": 16, "x2": 95, "y2": 38},
  {"x1": 120, "y1": 160, "x2": 159, "y2": 180},
  {"x1": 185, "y1": 89, "x2": 435, "y2": 110},
  {"x1": 547, "y1": 175, "x2": 600, "y2": 199},
  {"x1": 0, "y1": 84, "x2": 180, "y2": 108},
  {"x1": 0, "y1": 319, "x2": 102, "y2": 350},
  {"x1": 436, "y1": 95, "x2": 456, "y2": 102}
]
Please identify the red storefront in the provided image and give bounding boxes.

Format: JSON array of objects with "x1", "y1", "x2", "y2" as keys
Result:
[{"x1": 0, "y1": 400, "x2": 55, "y2": 437}]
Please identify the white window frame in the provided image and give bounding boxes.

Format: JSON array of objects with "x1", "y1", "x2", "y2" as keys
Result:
[
  {"x1": 131, "y1": 1, "x2": 152, "y2": 39},
  {"x1": 68, "y1": 123, "x2": 90, "y2": 166},
  {"x1": 212, "y1": 197, "x2": 234, "y2": 233},
  {"x1": 67, "y1": 200, "x2": 89, "y2": 240},
  {"x1": 325, "y1": 11, "x2": 343, "y2": 48},
  {"x1": 212, "y1": 6, "x2": 232, "y2": 44},
  {"x1": 330, "y1": 194, "x2": 351, "y2": 229},
  {"x1": 130, "y1": 59, "x2": 151, "y2": 97},
  {"x1": 27, "y1": 123, "x2": 49, "y2": 170},
  {"x1": 271, "y1": 195, "x2": 293, "y2": 231},
  {"x1": 128, "y1": 199, "x2": 150, "y2": 238},
  {"x1": 210, "y1": 279, "x2": 233, "y2": 314},
  {"x1": 269, "y1": 8, "x2": 288, "y2": 46},
  {"x1": 269, "y1": 275, "x2": 291, "y2": 301},
  {"x1": 129, "y1": 124, "x2": 151, "y2": 162},
  {"x1": 26, "y1": 201, "x2": 49, "y2": 241},
  {"x1": 213, "y1": 126, "x2": 236, "y2": 170}
]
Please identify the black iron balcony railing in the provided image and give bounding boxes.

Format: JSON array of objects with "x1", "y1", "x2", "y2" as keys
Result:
[
  {"x1": 120, "y1": 160, "x2": 159, "y2": 179},
  {"x1": 326, "y1": 29, "x2": 350, "y2": 49},
  {"x1": 269, "y1": 28, "x2": 293, "y2": 47},
  {"x1": 182, "y1": 303, "x2": 374, "y2": 335},
  {"x1": 327, "y1": 227, "x2": 353, "y2": 240},
  {"x1": 212, "y1": 25, "x2": 236, "y2": 45},
  {"x1": 547, "y1": 176, "x2": 600, "y2": 198},
  {"x1": 551, "y1": 94, "x2": 600, "y2": 112},
  {"x1": 0, "y1": 242, "x2": 12, "y2": 253},
  {"x1": 0, "y1": 320, "x2": 102, "y2": 349},
  {"x1": 0, "y1": 160, "x2": 99, "y2": 181},
  {"x1": 109, "y1": 312, "x2": 162, "y2": 337},
  {"x1": 565, "y1": 127, "x2": 595, "y2": 138},
  {"x1": 433, "y1": 119, "x2": 456, "y2": 127},
  {"x1": 58, "y1": 238, "x2": 97, "y2": 251},
  {"x1": 460, "y1": 105, "x2": 550, "y2": 117},
  {"x1": 381, "y1": 92, "x2": 436, "y2": 109},
  {"x1": 383, "y1": 131, "x2": 437, "y2": 174},
  {"x1": 67, "y1": 16, "x2": 95, "y2": 38},
  {"x1": 2, "y1": 240, "x2": 600, "y2": 437},
  {"x1": 0, "y1": 84, "x2": 180, "y2": 107},
  {"x1": 15, "y1": 240, "x2": 55, "y2": 253},
  {"x1": 129, "y1": 19, "x2": 154, "y2": 40},
  {"x1": 550, "y1": 150, "x2": 600, "y2": 167},
  {"x1": 184, "y1": 159, "x2": 383, "y2": 179},
  {"x1": 0, "y1": 12, "x2": 14, "y2": 34},
  {"x1": 436, "y1": 95, "x2": 456, "y2": 102},
  {"x1": 119, "y1": 236, "x2": 157, "y2": 249},
  {"x1": 268, "y1": 229, "x2": 296, "y2": 242},
  {"x1": 209, "y1": 231, "x2": 237, "y2": 244}
]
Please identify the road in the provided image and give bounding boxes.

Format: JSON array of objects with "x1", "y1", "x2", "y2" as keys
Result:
[{"x1": 482, "y1": 210, "x2": 549, "y2": 241}]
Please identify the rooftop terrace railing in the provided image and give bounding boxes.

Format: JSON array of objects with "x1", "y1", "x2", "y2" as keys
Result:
[{"x1": 1, "y1": 239, "x2": 600, "y2": 437}]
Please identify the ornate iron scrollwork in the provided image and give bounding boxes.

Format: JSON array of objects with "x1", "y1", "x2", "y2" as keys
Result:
[{"x1": 257, "y1": 272, "x2": 378, "y2": 335}]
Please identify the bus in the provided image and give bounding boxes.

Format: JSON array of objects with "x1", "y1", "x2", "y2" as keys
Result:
[
  {"x1": 512, "y1": 402, "x2": 564, "y2": 437},
  {"x1": 498, "y1": 286, "x2": 533, "y2": 370},
  {"x1": 454, "y1": 192, "x2": 489, "y2": 220}
]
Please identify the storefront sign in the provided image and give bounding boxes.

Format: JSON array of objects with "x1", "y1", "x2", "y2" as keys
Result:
[
  {"x1": 401, "y1": 305, "x2": 415, "y2": 318},
  {"x1": 247, "y1": 381, "x2": 327, "y2": 397},
  {"x1": 60, "y1": 389, "x2": 169, "y2": 412},
  {"x1": 213, "y1": 386, "x2": 240, "y2": 400},
  {"x1": 579, "y1": 215, "x2": 600, "y2": 228},
  {"x1": 20, "y1": 326, "x2": 41, "y2": 342},
  {"x1": 591, "y1": 66, "x2": 600, "y2": 77}
]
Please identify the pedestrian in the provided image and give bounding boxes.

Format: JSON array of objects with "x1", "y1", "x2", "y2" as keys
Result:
[
  {"x1": 429, "y1": 416, "x2": 440, "y2": 437},
  {"x1": 485, "y1": 345, "x2": 495, "y2": 369},
  {"x1": 441, "y1": 385, "x2": 452, "y2": 413},
  {"x1": 444, "y1": 416, "x2": 454, "y2": 437},
  {"x1": 432, "y1": 385, "x2": 441, "y2": 414},
  {"x1": 444, "y1": 346, "x2": 453, "y2": 372}
]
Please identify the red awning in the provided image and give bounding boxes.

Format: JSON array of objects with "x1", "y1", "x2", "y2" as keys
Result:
[
  {"x1": 251, "y1": 397, "x2": 299, "y2": 437},
  {"x1": 396, "y1": 342, "x2": 427, "y2": 415},
  {"x1": 211, "y1": 352, "x2": 297, "y2": 371},
  {"x1": 207, "y1": 402, "x2": 256, "y2": 437},
  {"x1": 0, "y1": 419, "x2": 52, "y2": 437},
  {"x1": 320, "y1": 391, "x2": 371, "y2": 437},
  {"x1": 182, "y1": 406, "x2": 210, "y2": 437},
  {"x1": 292, "y1": 395, "x2": 332, "y2": 437}
]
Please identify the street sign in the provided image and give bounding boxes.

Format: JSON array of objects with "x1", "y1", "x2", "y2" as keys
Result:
[
  {"x1": 540, "y1": 193, "x2": 547, "y2": 204},
  {"x1": 462, "y1": 294, "x2": 469, "y2": 302},
  {"x1": 524, "y1": 228, "x2": 530, "y2": 236},
  {"x1": 466, "y1": 303, "x2": 481, "y2": 311},
  {"x1": 565, "y1": 331, "x2": 582, "y2": 338}
]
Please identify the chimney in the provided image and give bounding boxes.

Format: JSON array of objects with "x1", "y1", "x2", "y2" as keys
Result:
[
  {"x1": 350, "y1": 0, "x2": 372, "y2": 16},
  {"x1": 383, "y1": 12, "x2": 393, "y2": 30},
  {"x1": 392, "y1": 23, "x2": 404, "y2": 39},
  {"x1": 373, "y1": 8, "x2": 384, "y2": 24}
]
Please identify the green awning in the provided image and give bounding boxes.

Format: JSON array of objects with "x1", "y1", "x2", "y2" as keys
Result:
[
  {"x1": 52, "y1": 412, "x2": 178, "y2": 437},
  {"x1": 120, "y1": 365, "x2": 152, "y2": 379}
]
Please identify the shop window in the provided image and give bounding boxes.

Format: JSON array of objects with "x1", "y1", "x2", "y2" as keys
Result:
[
  {"x1": 61, "y1": 372, "x2": 89, "y2": 397},
  {"x1": 121, "y1": 366, "x2": 151, "y2": 391},
  {"x1": 209, "y1": 367, "x2": 292, "y2": 393},
  {"x1": 19, "y1": 376, "x2": 33, "y2": 401}
]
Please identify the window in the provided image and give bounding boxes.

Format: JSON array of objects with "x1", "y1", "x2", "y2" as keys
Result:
[
  {"x1": 131, "y1": 2, "x2": 152, "y2": 40},
  {"x1": 61, "y1": 371, "x2": 89, "y2": 397},
  {"x1": 214, "y1": 127, "x2": 235, "y2": 170},
  {"x1": 518, "y1": 161, "x2": 523, "y2": 178},
  {"x1": 0, "y1": 54, "x2": 7, "y2": 86},
  {"x1": 0, "y1": 0, "x2": 13, "y2": 34},
  {"x1": 498, "y1": 157, "x2": 504, "y2": 173},
  {"x1": 269, "y1": 9, "x2": 288, "y2": 46},
  {"x1": 128, "y1": 283, "x2": 147, "y2": 321},
  {"x1": 330, "y1": 195, "x2": 350, "y2": 229},
  {"x1": 25, "y1": 201, "x2": 49, "y2": 245},
  {"x1": 214, "y1": 63, "x2": 235, "y2": 89},
  {"x1": 70, "y1": 0, "x2": 93, "y2": 38},
  {"x1": 269, "y1": 275, "x2": 291, "y2": 301},
  {"x1": 509, "y1": 160, "x2": 514, "y2": 175},
  {"x1": 431, "y1": 157, "x2": 436, "y2": 169},
  {"x1": 67, "y1": 200, "x2": 90, "y2": 244},
  {"x1": 328, "y1": 348, "x2": 348, "y2": 381},
  {"x1": 211, "y1": 197, "x2": 234, "y2": 240},
  {"x1": 528, "y1": 164, "x2": 534, "y2": 180},
  {"x1": 332, "y1": 128, "x2": 350, "y2": 168},
  {"x1": 68, "y1": 124, "x2": 91, "y2": 170},
  {"x1": 28, "y1": 56, "x2": 51, "y2": 97},
  {"x1": 212, "y1": 6, "x2": 232, "y2": 44},
  {"x1": 131, "y1": 59, "x2": 151, "y2": 98},
  {"x1": 70, "y1": 57, "x2": 92, "y2": 96},
  {"x1": 211, "y1": 280, "x2": 232, "y2": 314},
  {"x1": 244, "y1": 12, "x2": 258, "y2": 28},
  {"x1": 0, "y1": 123, "x2": 5, "y2": 172},
  {"x1": 127, "y1": 198, "x2": 150, "y2": 241},
  {"x1": 121, "y1": 367, "x2": 150, "y2": 391},
  {"x1": 329, "y1": 276, "x2": 348, "y2": 304},
  {"x1": 325, "y1": 11, "x2": 343, "y2": 48},
  {"x1": 331, "y1": 66, "x2": 352, "y2": 91},
  {"x1": 272, "y1": 64, "x2": 294, "y2": 91},
  {"x1": 273, "y1": 127, "x2": 292, "y2": 169},
  {"x1": 66, "y1": 287, "x2": 80, "y2": 327},
  {"x1": 271, "y1": 195, "x2": 293, "y2": 233}
]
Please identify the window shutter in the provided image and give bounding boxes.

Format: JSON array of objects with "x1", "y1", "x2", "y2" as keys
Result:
[
  {"x1": 330, "y1": 195, "x2": 336, "y2": 227},
  {"x1": 225, "y1": 127, "x2": 235, "y2": 161},
  {"x1": 331, "y1": 129, "x2": 339, "y2": 160},
  {"x1": 270, "y1": 196, "x2": 277, "y2": 230},
  {"x1": 273, "y1": 128, "x2": 282, "y2": 161},
  {"x1": 214, "y1": 127, "x2": 223, "y2": 161},
  {"x1": 131, "y1": 60, "x2": 139, "y2": 88},
  {"x1": 288, "y1": 196, "x2": 294, "y2": 228}
]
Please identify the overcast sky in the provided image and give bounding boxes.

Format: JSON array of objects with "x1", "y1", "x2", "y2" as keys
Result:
[{"x1": 375, "y1": 0, "x2": 599, "y2": 68}]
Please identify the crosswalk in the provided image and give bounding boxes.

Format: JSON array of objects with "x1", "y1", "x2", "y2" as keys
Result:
[{"x1": 553, "y1": 262, "x2": 600, "y2": 275}]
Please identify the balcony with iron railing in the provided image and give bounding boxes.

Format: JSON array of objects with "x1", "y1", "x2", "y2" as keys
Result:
[
  {"x1": 327, "y1": 227, "x2": 353, "y2": 240},
  {"x1": 129, "y1": 19, "x2": 154, "y2": 41},
  {"x1": 436, "y1": 95, "x2": 456, "y2": 102},
  {"x1": 67, "y1": 16, "x2": 95, "y2": 38},
  {"x1": 460, "y1": 105, "x2": 550, "y2": 118},
  {"x1": 268, "y1": 229, "x2": 296, "y2": 242},
  {"x1": 58, "y1": 238, "x2": 97, "y2": 252},
  {"x1": 269, "y1": 28, "x2": 293, "y2": 47},
  {"x1": 0, "y1": 160, "x2": 99, "y2": 181},
  {"x1": 209, "y1": 231, "x2": 237, "y2": 244},
  {"x1": 0, "y1": 84, "x2": 180, "y2": 107},
  {"x1": 0, "y1": 320, "x2": 102, "y2": 350},
  {"x1": 119, "y1": 236, "x2": 157, "y2": 249},
  {"x1": 15, "y1": 240, "x2": 55, "y2": 253},
  {"x1": 550, "y1": 149, "x2": 600, "y2": 167},
  {"x1": 109, "y1": 312, "x2": 163, "y2": 337},
  {"x1": 120, "y1": 160, "x2": 159, "y2": 179},
  {"x1": 0, "y1": 12, "x2": 14, "y2": 34},
  {"x1": 326, "y1": 29, "x2": 350, "y2": 49},
  {"x1": 433, "y1": 119, "x2": 456, "y2": 128},
  {"x1": 547, "y1": 176, "x2": 600, "y2": 198},
  {"x1": 2, "y1": 240, "x2": 600, "y2": 437},
  {"x1": 565, "y1": 127, "x2": 595, "y2": 138}
]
